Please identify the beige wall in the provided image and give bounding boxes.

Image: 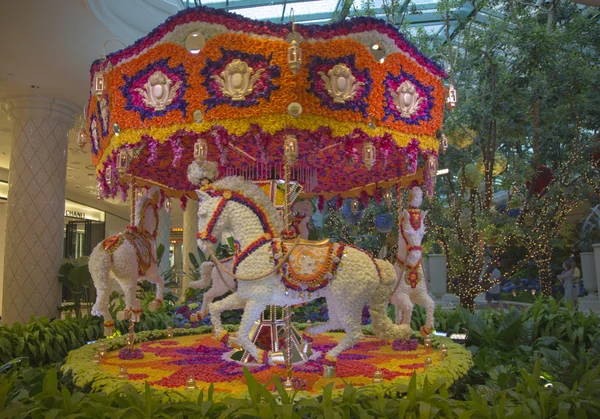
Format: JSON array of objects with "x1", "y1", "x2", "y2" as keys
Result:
[{"x1": 0, "y1": 202, "x2": 6, "y2": 318}]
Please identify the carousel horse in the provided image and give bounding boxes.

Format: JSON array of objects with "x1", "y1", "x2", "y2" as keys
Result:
[
  {"x1": 189, "y1": 200, "x2": 313, "y2": 318},
  {"x1": 90, "y1": 187, "x2": 165, "y2": 334},
  {"x1": 390, "y1": 186, "x2": 435, "y2": 335},
  {"x1": 196, "y1": 176, "x2": 410, "y2": 362}
]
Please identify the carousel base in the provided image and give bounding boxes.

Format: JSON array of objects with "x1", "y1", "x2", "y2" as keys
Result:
[{"x1": 79, "y1": 331, "x2": 472, "y2": 397}]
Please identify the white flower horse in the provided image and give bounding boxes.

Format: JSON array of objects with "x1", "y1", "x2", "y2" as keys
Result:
[
  {"x1": 89, "y1": 187, "x2": 164, "y2": 334},
  {"x1": 390, "y1": 186, "x2": 435, "y2": 335},
  {"x1": 195, "y1": 176, "x2": 410, "y2": 362},
  {"x1": 189, "y1": 200, "x2": 313, "y2": 318}
]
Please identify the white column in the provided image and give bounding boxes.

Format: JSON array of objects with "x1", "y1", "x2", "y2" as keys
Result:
[
  {"x1": 427, "y1": 253, "x2": 449, "y2": 301},
  {"x1": 156, "y1": 207, "x2": 171, "y2": 276},
  {"x1": 593, "y1": 244, "x2": 600, "y2": 295},
  {"x1": 1, "y1": 96, "x2": 79, "y2": 324},
  {"x1": 182, "y1": 199, "x2": 198, "y2": 298}
]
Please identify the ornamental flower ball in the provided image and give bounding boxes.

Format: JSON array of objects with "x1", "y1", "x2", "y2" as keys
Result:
[
  {"x1": 374, "y1": 213, "x2": 394, "y2": 233},
  {"x1": 448, "y1": 128, "x2": 476, "y2": 149},
  {"x1": 458, "y1": 164, "x2": 483, "y2": 189},
  {"x1": 476, "y1": 152, "x2": 507, "y2": 176}
]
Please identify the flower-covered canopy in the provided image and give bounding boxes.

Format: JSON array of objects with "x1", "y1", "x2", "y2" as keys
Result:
[{"x1": 87, "y1": 6, "x2": 446, "y2": 200}]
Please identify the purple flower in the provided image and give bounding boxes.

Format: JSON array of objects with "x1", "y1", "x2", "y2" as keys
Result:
[
  {"x1": 392, "y1": 339, "x2": 418, "y2": 351},
  {"x1": 118, "y1": 348, "x2": 145, "y2": 360}
]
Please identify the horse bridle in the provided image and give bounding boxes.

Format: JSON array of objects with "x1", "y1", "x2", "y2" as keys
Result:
[{"x1": 196, "y1": 188, "x2": 300, "y2": 281}]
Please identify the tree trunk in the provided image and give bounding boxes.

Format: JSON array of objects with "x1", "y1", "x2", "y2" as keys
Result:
[
  {"x1": 536, "y1": 255, "x2": 554, "y2": 297},
  {"x1": 458, "y1": 290, "x2": 476, "y2": 311}
]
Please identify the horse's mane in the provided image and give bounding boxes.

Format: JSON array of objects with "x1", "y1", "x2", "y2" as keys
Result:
[
  {"x1": 134, "y1": 186, "x2": 160, "y2": 228},
  {"x1": 211, "y1": 177, "x2": 285, "y2": 233}
]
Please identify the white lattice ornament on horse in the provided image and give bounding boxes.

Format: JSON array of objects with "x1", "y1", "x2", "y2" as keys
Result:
[
  {"x1": 89, "y1": 187, "x2": 165, "y2": 335},
  {"x1": 390, "y1": 186, "x2": 435, "y2": 336},
  {"x1": 195, "y1": 176, "x2": 411, "y2": 364}
]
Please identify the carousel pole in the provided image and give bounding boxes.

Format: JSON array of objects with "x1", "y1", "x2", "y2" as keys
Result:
[
  {"x1": 130, "y1": 176, "x2": 137, "y2": 225},
  {"x1": 283, "y1": 135, "x2": 298, "y2": 391}
]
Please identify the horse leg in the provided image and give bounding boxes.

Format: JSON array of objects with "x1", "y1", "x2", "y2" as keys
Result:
[
  {"x1": 144, "y1": 266, "x2": 165, "y2": 312},
  {"x1": 392, "y1": 292, "x2": 414, "y2": 326},
  {"x1": 412, "y1": 288, "x2": 435, "y2": 333},
  {"x1": 236, "y1": 300, "x2": 267, "y2": 361},
  {"x1": 199, "y1": 285, "x2": 222, "y2": 317},
  {"x1": 209, "y1": 292, "x2": 245, "y2": 341},
  {"x1": 305, "y1": 309, "x2": 340, "y2": 335},
  {"x1": 89, "y1": 248, "x2": 112, "y2": 321},
  {"x1": 326, "y1": 295, "x2": 364, "y2": 359}
]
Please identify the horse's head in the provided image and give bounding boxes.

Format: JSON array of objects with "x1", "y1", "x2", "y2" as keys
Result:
[
  {"x1": 195, "y1": 188, "x2": 230, "y2": 255},
  {"x1": 293, "y1": 200, "x2": 314, "y2": 218},
  {"x1": 136, "y1": 187, "x2": 161, "y2": 237},
  {"x1": 408, "y1": 186, "x2": 423, "y2": 208}
]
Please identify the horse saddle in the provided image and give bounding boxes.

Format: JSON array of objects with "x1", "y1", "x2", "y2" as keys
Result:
[
  {"x1": 103, "y1": 226, "x2": 156, "y2": 276},
  {"x1": 281, "y1": 241, "x2": 341, "y2": 293}
]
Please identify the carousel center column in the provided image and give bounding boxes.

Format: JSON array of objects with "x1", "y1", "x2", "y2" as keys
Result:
[
  {"x1": 0, "y1": 96, "x2": 79, "y2": 324},
  {"x1": 156, "y1": 206, "x2": 171, "y2": 276},
  {"x1": 182, "y1": 198, "x2": 199, "y2": 300}
]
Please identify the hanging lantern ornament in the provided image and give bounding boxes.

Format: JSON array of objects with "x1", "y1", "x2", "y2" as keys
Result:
[
  {"x1": 287, "y1": 9, "x2": 302, "y2": 75},
  {"x1": 351, "y1": 198, "x2": 360, "y2": 215},
  {"x1": 77, "y1": 128, "x2": 87, "y2": 150},
  {"x1": 117, "y1": 149, "x2": 129, "y2": 175},
  {"x1": 164, "y1": 197, "x2": 172, "y2": 213},
  {"x1": 383, "y1": 189, "x2": 393, "y2": 209},
  {"x1": 105, "y1": 166, "x2": 113, "y2": 187},
  {"x1": 194, "y1": 137, "x2": 208, "y2": 162},
  {"x1": 428, "y1": 155, "x2": 438, "y2": 179},
  {"x1": 96, "y1": 183, "x2": 102, "y2": 200},
  {"x1": 446, "y1": 84, "x2": 457, "y2": 110},
  {"x1": 441, "y1": 133, "x2": 449, "y2": 153},
  {"x1": 362, "y1": 141, "x2": 376, "y2": 170},
  {"x1": 93, "y1": 72, "x2": 105, "y2": 97},
  {"x1": 284, "y1": 135, "x2": 299, "y2": 166}
]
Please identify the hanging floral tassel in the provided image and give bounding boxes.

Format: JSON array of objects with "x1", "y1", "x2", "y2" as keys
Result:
[
  {"x1": 180, "y1": 194, "x2": 188, "y2": 211},
  {"x1": 335, "y1": 195, "x2": 343, "y2": 211},
  {"x1": 360, "y1": 190, "x2": 370, "y2": 208},
  {"x1": 373, "y1": 187, "x2": 383, "y2": 205},
  {"x1": 317, "y1": 195, "x2": 325, "y2": 212}
]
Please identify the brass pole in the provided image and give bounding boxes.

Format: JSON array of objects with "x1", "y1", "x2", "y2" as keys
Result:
[
  {"x1": 284, "y1": 163, "x2": 290, "y2": 229},
  {"x1": 130, "y1": 176, "x2": 136, "y2": 225},
  {"x1": 284, "y1": 305, "x2": 293, "y2": 391}
]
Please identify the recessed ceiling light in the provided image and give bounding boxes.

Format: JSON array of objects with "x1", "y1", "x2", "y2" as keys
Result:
[{"x1": 30, "y1": 85, "x2": 40, "y2": 89}]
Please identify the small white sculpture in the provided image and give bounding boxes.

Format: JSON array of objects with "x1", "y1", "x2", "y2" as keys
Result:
[{"x1": 389, "y1": 186, "x2": 435, "y2": 336}]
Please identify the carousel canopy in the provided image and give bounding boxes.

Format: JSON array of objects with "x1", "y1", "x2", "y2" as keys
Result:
[{"x1": 87, "y1": 6, "x2": 446, "y2": 201}]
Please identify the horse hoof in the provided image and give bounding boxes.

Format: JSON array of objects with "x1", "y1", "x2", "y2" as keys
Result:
[
  {"x1": 419, "y1": 325, "x2": 433, "y2": 337},
  {"x1": 148, "y1": 301, "x2": 159, "y2": 312},
  {"x1": 116, "y1": 310, "x2": 126, "y2": 321}
]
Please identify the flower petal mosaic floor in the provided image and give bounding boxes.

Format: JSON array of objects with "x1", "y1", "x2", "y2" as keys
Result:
[{"x1": 99, "y1": 333, "x2": 443, "y2": 394}]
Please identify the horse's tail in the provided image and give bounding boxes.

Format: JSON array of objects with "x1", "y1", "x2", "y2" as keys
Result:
[
  {"x1": 369, "y1": 259, "x2": 411, "y2": 340},
  {"x1": 190, "y1": 261, "x2": 214, "y2": 289},
  {"x1": 89, "y1": 244, "x2": 112, "y2": 319}
]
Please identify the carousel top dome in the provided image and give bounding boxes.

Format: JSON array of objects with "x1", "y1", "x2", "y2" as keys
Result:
[{"x1": 86, "y1": 6, "x2": 447, "y2": 201}]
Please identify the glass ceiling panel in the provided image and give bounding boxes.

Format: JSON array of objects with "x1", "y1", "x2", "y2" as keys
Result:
[{"x1": 236, "y1": 4, "x2": 284, "y2": 20}]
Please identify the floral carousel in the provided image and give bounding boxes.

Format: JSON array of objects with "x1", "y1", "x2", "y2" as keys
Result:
[{"x1": 64, "y1": 6, "x2": 472, "y2": 400}]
